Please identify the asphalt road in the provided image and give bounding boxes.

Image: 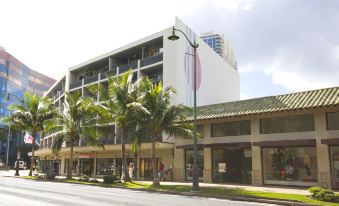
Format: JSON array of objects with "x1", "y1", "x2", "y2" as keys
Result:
[{"x1": 0, "y1": 175, "x2": 277, "y2": 206}]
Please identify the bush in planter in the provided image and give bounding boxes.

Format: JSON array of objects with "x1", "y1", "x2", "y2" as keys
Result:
[
  {"x1": 45, "y1": 169, "x2": 56, "y2": 180},
  {"x1": 308, "y1": 186, "x2": 336, "y2": 202},
  {"x1": 89, "y1": 179, "x2": 99, "y2": 183},
  {"x1": 103, "y1": 175, "x2": 120, "y2": 184},
  {"x1": 79, "y1": 175, "x2": 90, "y2": 182}
]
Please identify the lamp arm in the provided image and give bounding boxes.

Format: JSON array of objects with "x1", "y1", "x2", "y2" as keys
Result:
[{"x1": 173, "y1": 27, "x2": 199, "y2": 49}]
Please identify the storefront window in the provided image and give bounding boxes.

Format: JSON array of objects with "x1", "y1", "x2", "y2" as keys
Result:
[
  {"x1": 262, "y1": 147, "x2": 318, "y2": 186},
  {"x1": 330, "y1": 146, "x2": 339, "y2": 188},
  {"x1": 260, "y1": 115, "x2": 315, "y2": 134},
  {"x1": 185, "y1": 149, "x2": 204, "y2": 180},
  {"x1": 64, "y1": 159, "x2": 78, "y2": 175},
  {"x1": 327, "y1": 112, "x2": 339, "y2": 130},
  {"x1": 39, "y1": 160, "x2": 60, "y2": 173},
  {"x1": 212, "y1": 148, "x2": 252, "y2": 184},
  {"x1": 79, "y1": 159, "x2": 94, "y2": 176},
  {"x1": 140, "y1": 158, "x2": 161, "y2": 179},
  {"x1": 211, "y1": 120, "x2": 251, "y2": 137},
  {"x1": 96, "y1": 158, "x2": 114, "y2": 175}
]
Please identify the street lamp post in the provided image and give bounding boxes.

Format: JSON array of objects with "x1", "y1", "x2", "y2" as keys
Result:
[
  {"x1": 6, "y1": 125, "x2": 10, "y2": 170},
  {"x1": 168, "y1": 27, "x2": 200, "y2": 192}
]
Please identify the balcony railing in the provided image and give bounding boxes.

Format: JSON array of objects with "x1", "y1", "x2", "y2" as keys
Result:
[
  {"x1": 119, "y1": 62, "x2": 138, "y2": 74},
  {"x1": 52, "y1": 93, "x2": 60, "y2": 101},
  {"x1": 70, "y1": 80, "x2": 82, "y2": 89},
  {"x1": 100, "y1": 69, "x2": 116, "y2": 79},
  {"x1": 140, "y1": 53, "x2": 163, "y2": 68},
  {"x1": 84, "y1": 75, "x2": 99, "y2": 85}
]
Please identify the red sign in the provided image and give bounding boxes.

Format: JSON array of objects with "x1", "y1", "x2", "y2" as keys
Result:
[{"x1": 79, "y1": 153, "x2": 95, "y2": 158}]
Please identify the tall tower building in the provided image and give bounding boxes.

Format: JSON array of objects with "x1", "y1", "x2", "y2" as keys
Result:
[
  {"x1": 200, "y1": 32, "x2": 237, "y2": 69},
  {"x1": 0, "y1": 47, "x2": 55, "y2": 167}
]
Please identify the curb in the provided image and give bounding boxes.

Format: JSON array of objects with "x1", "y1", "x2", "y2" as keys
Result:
[{"x1": 10, "y1": 176, "x2": 319, "y2": 206}]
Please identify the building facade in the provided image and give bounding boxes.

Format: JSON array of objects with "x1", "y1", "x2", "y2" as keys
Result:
[
  {"x1": 174, "y1": 87, "x2": 339, "y2": 189},
  {"x1": 35, "y1": 17, "x2": 240, "y2": 179},
  {"x1": 0, "y1": 47, "x2": 55, "y2": 166}
]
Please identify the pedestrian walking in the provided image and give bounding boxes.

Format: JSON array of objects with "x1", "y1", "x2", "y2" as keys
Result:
[{"x1": 128, "y1": 162, "x2": 135, "y2": 180}]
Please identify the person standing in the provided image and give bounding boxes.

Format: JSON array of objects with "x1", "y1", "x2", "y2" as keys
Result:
[
  {"x1": 159, "y1": 161, "x2": 164, "y2": 181},
  {"x1": 53, "y1": 160, "x2": 59, "y2": 175},
  {"x1": 128, "y1": 162, "x2": 135, "y2": 180}
]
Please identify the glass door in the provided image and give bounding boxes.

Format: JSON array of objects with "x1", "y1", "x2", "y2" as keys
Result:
[{"x1": 330, "y1": 146, "x2": 339, "y2": 188}]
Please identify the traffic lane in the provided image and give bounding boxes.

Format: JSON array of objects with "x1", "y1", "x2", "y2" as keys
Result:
[{"x1": 0, "y1": 177, "x2": 278, "y2": 206}]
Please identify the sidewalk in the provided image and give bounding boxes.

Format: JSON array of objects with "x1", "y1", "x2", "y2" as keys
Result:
[
  {"x1": 1, "y1": 170, "x2": 310, "y2": 196},
  {"x1": 0, "y1": 169, "x2": 30, "y2": 177}
]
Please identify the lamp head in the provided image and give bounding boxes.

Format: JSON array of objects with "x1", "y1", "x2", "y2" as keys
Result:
[{"x1": 168, "y1": 28, "x2": 179, "y2": 41}]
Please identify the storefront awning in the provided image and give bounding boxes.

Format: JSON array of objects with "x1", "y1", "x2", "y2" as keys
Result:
[
  {"x1": 176, "y1": 144, "x2": 204, "y2": 149},
  {"x1": 321, "y1": 138, "x2": 339, "y2": 145},
  {"x1": 253, "y1": 139, "x2": 316, "y2": 147},
  {"x1": 204, "y1": 142, "x2": 251, "y2": 148}
]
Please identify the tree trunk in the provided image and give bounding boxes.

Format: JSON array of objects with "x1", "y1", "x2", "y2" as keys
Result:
[
  {"x1": 28, "y1": 132, "x2": 36, "y2": 176},
  {"x1": 152, "y1": 137, "x2": 160, "y2": 186},
  {"x1": 121, "y1": 127, "x2": 131, "y2": 182},
  {"x1": 67, "y1": 141, "x2": 74, "y2": 179}
]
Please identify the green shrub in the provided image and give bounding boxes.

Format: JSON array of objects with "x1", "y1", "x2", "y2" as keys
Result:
[
  {"x1": 103, "y1": 175, "x2": 120, "y2": 184},
  {"x1": 79, "y1": 175, "x2": 90, "y2": 182},
  {"x1": 89, "y1": 179, "x2": 99, "y2": 183},
  {"x1": 308, "y1": 186, "x2": 322, "y2": 194},
  {"x1": 308, "y1": 186, "x2": 336, "y2": 202}
]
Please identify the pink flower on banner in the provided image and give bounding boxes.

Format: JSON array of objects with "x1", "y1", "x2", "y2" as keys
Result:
[{"x1": 24, "y1": 133, "x2": 33, "y2": 144}]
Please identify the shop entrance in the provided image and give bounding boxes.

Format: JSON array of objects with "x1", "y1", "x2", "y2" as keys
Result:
[
  {"x1": 212, "y1": 148, "x2": 252, "y2": 184},
  {"x1": 330, "y1": 146, "x2": 339, "y2": 189},
  {"x1": 140, "y1": 158, "x2": 161, "y2": 180},
  {"x1": 79, "y1": 159, "x2": 94, "y2": 177}
]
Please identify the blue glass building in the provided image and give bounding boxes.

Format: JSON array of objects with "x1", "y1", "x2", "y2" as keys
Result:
[{"x1": 0, "y1": 47, "x2": 55, "y2": 167}]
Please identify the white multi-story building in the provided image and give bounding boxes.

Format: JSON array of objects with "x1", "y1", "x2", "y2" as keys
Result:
[{"x1": 36, "y1": 17, "x2": 239, "y2": 179}]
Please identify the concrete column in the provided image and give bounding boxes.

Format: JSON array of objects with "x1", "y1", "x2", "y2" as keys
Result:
[
  {"x1": 137, "y1": 60, "x2": 141, "y2": 79},
  {"x1": 316, "y1": 139, "x2": 332, "y2": 188},
  {"x1": 93, "y1": 152, "x2": 97, "y2": 178},
  {"x1": 60, "y1": 157, "x2": 65, "y2": 175},
  {"x1": 141, "y1": 47, "x2": 145, "y2": 60},
  {"x1": 97, "y1": 74, "x2": 100, "y2": 102},
  {"x1": 136, "y1": 150, "x2": 141, "y2": 179},
  {"x1": 173, "y1": 148, "x2": 185, "y2": 181},
  {"x1": 65, "y1": 71, "x2": 70, "y2": 92},
  {"x1": 203, "y1": 148, "x2": 212, "y2": 183},
  {"x1": 108, "y1": 57, "x2": 113, "y2": 71},
  {"x1": 315, "y1": 111, "x2": 332, "y2": 188},
  {"x1": 251, "y1": 145, "x2": 263, "y2": 185}
]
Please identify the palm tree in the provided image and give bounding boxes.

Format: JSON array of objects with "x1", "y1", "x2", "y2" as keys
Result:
[
  {"x1": 52, "y1": 91, "x2": 98, "y2": 179},
  {"x1": 96, "y1": 70, "x2": 145, "y2": 182},
  {"x1": 3, "y1": 92, "x2": 58, "y2": 176},
  {"x1": 139, "y1": 79, "x2": 193, "y2": 186}
]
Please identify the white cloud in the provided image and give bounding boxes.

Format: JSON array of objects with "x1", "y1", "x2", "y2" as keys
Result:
[
  {"x1": 1, "y1": 0, "x2": 338, "y2": 98},
  {"x1": 336, "y1": 46, "x2": 339, "y2": 58}
]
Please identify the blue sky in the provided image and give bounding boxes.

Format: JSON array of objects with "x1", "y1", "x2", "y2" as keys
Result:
[{"x1": 1, "y1": 0, "x2": 338, "y2": 99}]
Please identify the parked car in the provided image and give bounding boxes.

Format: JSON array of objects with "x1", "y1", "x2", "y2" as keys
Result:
[
  {"x1": 14, "y1": 161, "x2": 26, "y2": 170},
  {"x1": 0, "y1": 162, "x2": 5, "y2": 169}
]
